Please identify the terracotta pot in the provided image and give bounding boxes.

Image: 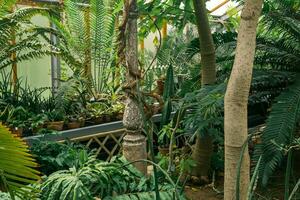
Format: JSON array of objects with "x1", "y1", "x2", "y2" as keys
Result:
[
  {"x1": 93, "y1": 116, "x2": 104, "y2": 124},
  {"x1": 46, "y1": 121, "x2": 64, "y2": 131},
  {"x1": 79, "y1": 119, "x2": 85, "y2": 127},
  {"x1": 67, "y1": 121, "x2": 81, "y2": 129},
  {"x1": 11, "y1": 127, "x2": 23, "y2": 137},
  {"x1": 158, "y1": 147, "x2": 169, "y2": 156},
  {"x1": 116, "y1": 113, "x2": 124, "y2": 120},
  {"x1": 103, "y1": 114, "x2": 111, "y2": 123}
]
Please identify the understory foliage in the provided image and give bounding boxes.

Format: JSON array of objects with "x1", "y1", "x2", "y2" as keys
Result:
[{"x1": 41, "y1": 156, "x2": 182, "y2": 200}]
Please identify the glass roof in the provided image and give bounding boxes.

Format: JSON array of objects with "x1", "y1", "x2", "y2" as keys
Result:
[{"x1": 206, "y1": 0, "x2": 239, "y2": 16}]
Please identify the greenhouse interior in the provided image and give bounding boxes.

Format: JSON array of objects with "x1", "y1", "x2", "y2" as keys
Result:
[{"x1": 0, "y1": 0, "x2": 299, "y2": 199}]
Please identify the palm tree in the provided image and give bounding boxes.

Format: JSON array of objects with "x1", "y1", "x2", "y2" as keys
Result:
[{"x1": 190, "y1": 0, "x2": 217, "y2": 181}]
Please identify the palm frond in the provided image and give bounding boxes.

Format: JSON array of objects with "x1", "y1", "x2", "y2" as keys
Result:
[
  {"x1": 254, "y1": 75, "x2": 300, "y2": 186},
  {"x1": 0, "y1": 124, "x2": 40, "y2": 199}
]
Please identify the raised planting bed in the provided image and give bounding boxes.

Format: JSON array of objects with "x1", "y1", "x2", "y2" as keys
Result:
[{"x1": 24, "y1": 113, "x2": 165, "y2": 146}]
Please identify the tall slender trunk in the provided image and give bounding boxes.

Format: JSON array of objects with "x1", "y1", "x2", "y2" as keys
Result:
[
  {"x1": 191, "y1": 0, "x2": 216, "y2": 178},
  {"x1": 224, "y1": 0, "x2": 263, "y2": 199},
  {"x1": 193, "y1": 0, "x2": 216, "y2": 85}
]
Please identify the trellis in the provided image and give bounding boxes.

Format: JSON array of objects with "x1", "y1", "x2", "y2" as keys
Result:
[
  {"x1": 24, "y1": 114, "x2": 165, "y2": 161},
  {"x1": 63, "y1": 129, "x2": 125, "y2": 161}
]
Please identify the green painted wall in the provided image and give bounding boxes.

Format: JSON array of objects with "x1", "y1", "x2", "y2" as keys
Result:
[{"x1": 17, "y1": 15, "x2": 52, "y2": 89}]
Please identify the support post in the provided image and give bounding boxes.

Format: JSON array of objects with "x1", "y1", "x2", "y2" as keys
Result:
[
  {"x1": 122, "y1": 0, "x2": 147, "y2": 175},
  {"x1": 50, "y1": 22, "x2": 61, "y2": 95}
]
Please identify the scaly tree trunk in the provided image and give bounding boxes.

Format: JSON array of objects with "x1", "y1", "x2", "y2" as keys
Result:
[
  {"x1": 191, "y1": 0, "x2": 216, "y2": 179},
  {"x1": 122, "y1": 0, "x2": 147, "y2": 174},
  {"x1": 224, "y1": 0, "x2": 263, "y2": 199}
]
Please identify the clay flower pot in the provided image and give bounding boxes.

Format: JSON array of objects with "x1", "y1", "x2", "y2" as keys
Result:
[
  {"x1": 11, "y1": 127, "x2": 23, "y2": 137},
  {"x1": 93, "y1": 116, "x2": 104, "y2": 124},
  {"x1": 67, "y1": 121, "x2": 81, "y2": 129},
  {"x1": 46, "y1": 121, "x2": 64, "y2": 131}
]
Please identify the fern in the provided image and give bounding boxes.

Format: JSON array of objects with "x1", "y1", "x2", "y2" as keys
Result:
[{"x1": 254, "y1": 75, "x2": 300, "y2": 186}]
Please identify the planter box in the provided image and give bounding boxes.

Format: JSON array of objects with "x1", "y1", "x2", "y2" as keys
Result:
[{"x1": 24, "y1": 113, "x2": 166, "y2": 146}]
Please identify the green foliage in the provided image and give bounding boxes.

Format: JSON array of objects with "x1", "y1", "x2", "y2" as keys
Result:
[
  {"x1": 40, "y1": 156, "x2": 180, "y2": 200},
  {"x1": 0, "y1": 124, "x2": 40, "y2": 199},
  {"x1": 254, "y1": 75, "x2": 300, "y2": 186},
  {"x1": 53, "y1": 0, "x2": 121, "y2": 94},
  {"x1": 256, "y1": 0, "x2": 300, "y2": 71},
  {"x1": 103, "y1": 190, "x2": 185, "y2": 200},
  {"x1": 0, "y1": 191, "x2": 11, "y2": 200},
  {"x1": 0, "y1": 6, "x2": 59, "y2": 70},
  {"x1": 30, "y1": 141, "x2": 91, "y2": 175},
  {"x1": 161, "y1": 65, "x2": 175, "y2": 130}
]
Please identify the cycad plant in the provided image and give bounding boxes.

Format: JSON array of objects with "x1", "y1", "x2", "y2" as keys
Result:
[
  {"x1": 0, "y1": 2, "x2": 59, "y2": 70},
  {"x1": 53, "y1": 0, "x2": 121, "y2": 94},
  {"x1": 252, "y1": 0, "x2": 300, "y2": 186},
  {"x1": 255, "y1": 0, "x2": 300, "y2": 70}
]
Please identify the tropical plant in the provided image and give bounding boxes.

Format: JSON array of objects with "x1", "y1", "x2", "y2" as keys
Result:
[
  {"x1": 0, "y1": 5, "x2": 59, "y2": 70},
  {"x1": 255, "y1": 0, "x2": 300, "y2": 71},
  {"x1": 40, "y1": 156, "x2": 182, "y2": 200},
  {"x1": 251, "y1": 0, "x2": 300, "y2": 186},
  {"x1": 0, "y1": 124, "x2": 40, "y2": 199},
  {"x1": 254, "y1": 76, "x2": 300, "y2": 186},
  {"x1": 30, "y1": 141, "x2": 92, "y2": 175},
  {"x1": 52, "y1": 0, "x2": 121, "y2": 94}
]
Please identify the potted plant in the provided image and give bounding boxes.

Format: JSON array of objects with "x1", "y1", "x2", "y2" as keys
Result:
[
  {"x1": 29, "y1": 113, "x2": 47, "y2": 134},
  {"x1": 45, "y1": 110, "x2": 65, "y2": 131},
  {"x1": 111, "y1": 102, "x2": 125, "y2": 121},
  {"x1": 5, "y1": 106, "x2": 29, "y2": 137},
  {"x1": 66, "y1": 103, "x2": 87, "y2": 129},
  {"x1": 8, "y1": 120, "x2": 25, "y2": 136},
  {"x1": 86, "y1": 102, "x2": 108, "y2": 124},
  {"x1": 67, "y1": 114, "x2": 85, "y2": 129},
  {"x1": 157, "y1": 123, "x2": 173, "y2": 155}
]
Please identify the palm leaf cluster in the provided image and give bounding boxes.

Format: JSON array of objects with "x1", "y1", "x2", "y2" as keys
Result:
[
  {"x1": 0, "y1": 124, "x2": 40, "y2": 199},
  {"x1": 53, "y1": 0, "x2": 121, "y2": 93},
  {"x1": 255, "y1": 0, "x2": 300, "y2": 71},
  {"x1": 254, "y1": 76, "x2": 300, "y2": 186},
  {"x1": 0, "y1": 5, "x2": 59, "y2": 70},
  {"x1": 251, "y1": 0, "x2": 300, "y2": 185}
]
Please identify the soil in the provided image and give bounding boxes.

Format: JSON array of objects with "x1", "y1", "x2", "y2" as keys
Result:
[
  {"x1": 185, "y1": 185, "x2": 223, "y2": 200},
  {"x1": 184, "y1": 170, "x2": 299, "y2": 200}
]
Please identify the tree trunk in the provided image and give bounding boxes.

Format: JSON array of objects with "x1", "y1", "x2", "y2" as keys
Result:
[
  {"x1": 224, "y1": 0, "x2": 263, "y2": 199},
  {"x1": 193, "y1": 0, "x2": 216, "y2": 85},
  {"x1": 191, "y1": 0, "x2": 216, "y2": 178},
  {"x1": 122, "y1": 0, "x2": 147, "y2": 175}
]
